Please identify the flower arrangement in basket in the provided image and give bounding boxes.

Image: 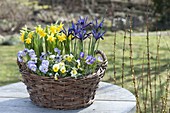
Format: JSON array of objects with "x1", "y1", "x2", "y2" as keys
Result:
[{"x1": 17, "y1": 17, "x2": 107, "y2": 109}]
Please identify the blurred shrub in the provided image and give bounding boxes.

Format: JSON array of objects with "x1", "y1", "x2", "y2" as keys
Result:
[
  {"x1": 152, "y1": 0, "x2": 170, "y2": 29},
  {"x1": 0, "y1": 0, "x2": 31, "y2": 34}
]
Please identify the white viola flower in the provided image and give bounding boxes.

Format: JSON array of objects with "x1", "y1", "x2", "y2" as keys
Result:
[
  {"x1": 59, "y1": 62, "x2": 65, "y2": 67},
  {"x1": 60, "y1": 66, "x2": 66, "y2": 74},
  {"x1": 76, "y1": 59, "x2": 81, "y2": 68},
  {"x1": 49, "y1": 55, "x2": 56, "y2": 60}
]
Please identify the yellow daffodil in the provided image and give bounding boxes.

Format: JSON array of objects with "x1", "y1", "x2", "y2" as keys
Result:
[
  {"x1": 25, "y1": 38, "x2": 31, "y2": 44},
  {"x1": 50, "y1": 25, "x2": 57, "y2": 34},
  {"x1": 60, "y1": 66, "x2": 66, "y2": 74},
  {"x1": 36, "y1": 26, "x2": 46, "y2": 38},
  {"x1": 57, "y1": 33, "x2": 66, "y2": 42},
  {"x1": 56, "y1": 22, "x2": 64, "y2": 32},
  {"x1": 39, "y1": 29, "x2": 46, "y2": 38},
  {"x1": 68, "y1": 34, "x2": 73, "y2": 40},
  {"x1": 47, "y1": 34, "x2": 56, "y2": 43},
  {"x1": 36, "y1": 26, "x2": 43, "y2": 33},
  {"x1": 53, "y1": 64, "x2": 59, "y2": 72},
  {"x1": 20, "y1": 32, "x2": 25, "y2": 42},
  {"x1": 28, "y1": 32, "x2": 34, "y2": 39}
]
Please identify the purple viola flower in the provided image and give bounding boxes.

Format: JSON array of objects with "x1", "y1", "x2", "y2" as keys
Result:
[
  {"x1": 17, "y1": 51, "x2": 24, "y2": 62},
  {"x1": 80, "y1": 52, "x2": 84, "y2": 59},
  {"x1": 40, "y1": 52, "x2": 46, "y2": 60},
  {"x1": 86, "y1": 55, "x2": 96, "y2": 65},
  {"x1": 41, "y1": 60, "x2": 49, "y2": 66},
  {"x1": 97, "y1": 56, "x2": 103, "y2": 62},
  {"x1": 31, "y1": 56, "x2": 37, "y2": 63},
  {"x1": 28, "y1": 49, "x2": 36, "y2": 57},
  {"x1": 28, "y1": 63, "x2": 37, "y2": 72},
  {"x1": 39, "y1": 64, "x2": 48, "y2": 74},
  {"x1": 54, "y1": 48, "x2": 61, "y2": 55},
  {"x1": 17, "y1": 56, "x2": 23, "y2": 62},
  {"x1": 22, "y1": 48, "x2": 29, "y2": 56},
  {"x1": 27, "y1": 60, "x2": 37, "y2": 72},
  {"x1": 18, "y1": 51, "x2": 24, "y2": 57},
  {"x1": 27, "y1": 60, "x2": 35, "y2": 65}
]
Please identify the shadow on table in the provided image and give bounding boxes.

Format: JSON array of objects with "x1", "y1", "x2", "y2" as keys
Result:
[{"x1": 0, "y1": 98, "x2": 89, "y2": 113}]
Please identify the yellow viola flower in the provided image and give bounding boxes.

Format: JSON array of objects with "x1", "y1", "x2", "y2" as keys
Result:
[
  {"x1": 50, "y1": 25, "x2": 57, "y2": 34},
  {"x1": 25, "y1": 38, "x2": 31, "y2": 44},
  {"x1": 71, "y1": 69, "x2": 77, "y2": 77},
  {"x1": 60, "y1": 66, "x2": 66, "y2": 74},
  {"x1": 20, "y1": 32, "x2": 25, "y2": 42},
  {"x1": 53, "y1": 64, "x2": 59, "y2": 72},
  {"x1": 47, "y1": 34, "x2": 56, "y2": 43},
  {"x1": 57, "y1": 33, "x2": 66, "y2": 42},
  {"x1": 66, "y1": 54, "x2": 74, "y2": 62},
  {"x1": 56, "y1": 22, "x2": 64, "y2": 32},
  {"x1": 28, "y1": 32, "x2": 34, "y2": 39}
]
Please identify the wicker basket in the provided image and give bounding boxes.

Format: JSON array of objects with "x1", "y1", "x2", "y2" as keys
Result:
[{"x1": 17, "y1": 50, "x2": 107, "y2": 110}]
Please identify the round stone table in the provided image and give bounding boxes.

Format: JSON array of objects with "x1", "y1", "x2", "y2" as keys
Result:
[{"x1": 0, "y1": 82, "x2": 136, "y2": 113}]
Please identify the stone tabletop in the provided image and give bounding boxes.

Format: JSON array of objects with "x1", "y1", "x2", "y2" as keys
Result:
[{"x1": 0, "y1": 82, "x2": 136, "y2": 113}]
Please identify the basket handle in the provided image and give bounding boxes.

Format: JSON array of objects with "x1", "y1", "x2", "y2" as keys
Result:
[{"x1": 95, "y1": 50, "x2": 108, "y2": 70}]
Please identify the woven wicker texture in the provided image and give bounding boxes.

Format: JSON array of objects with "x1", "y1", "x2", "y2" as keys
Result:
[{"x1": 18, "y1": 50, "x2": 107, "y2": 110}]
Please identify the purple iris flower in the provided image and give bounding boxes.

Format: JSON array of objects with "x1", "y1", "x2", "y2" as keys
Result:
[
  {"x1": 54, "y1": 48, "x2": 61, "y2": 55},
  {"x1": 93, "y1": 18, "x2": 104, "y2": 29},
  {"x1": 92, "y1": 29, "x2": 106, "y2": 40},
  {"x1": 86, "y1": 55, "x2": 96, "y2": 65},
  {"x1": 41, "y1": 60, "x2": 49, "y2": 66},
  {"x1": 39, "y1": 64, "x2": 48, "y2": 74},
  {"x1": 80, "y1": 52, "x2": 84, "y2": 59},
  {"x1": 69, "y1": 17, "x2": 91, "y2": 41},
  {"x1": 77, "y1": 17, "x2": 91, "y2": 28},
  {"x1": 28, "y1": 49, "x2": 36, "y2": 57}
]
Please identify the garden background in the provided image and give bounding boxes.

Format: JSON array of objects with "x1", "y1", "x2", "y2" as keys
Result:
[{"x1": 0, "y1": 0, "x2": 169, "y2": 112}]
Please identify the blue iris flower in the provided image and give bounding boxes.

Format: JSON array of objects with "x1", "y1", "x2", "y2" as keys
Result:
[
  {"x1": 92, "y1": 29, "x2": 106, "y2": 40},
  {"x1": 93, "y1": 18, "x2": 104, "y2": 29},
  {"x1": 68, "y1": 17, "x2": 91, "y2": 41},
  {"x1": 91, "y1": 18, "x2": 106, "y2": 40}
]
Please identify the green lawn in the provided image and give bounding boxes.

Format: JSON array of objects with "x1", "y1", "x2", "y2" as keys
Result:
[{"x1": 0, "y1": 44, "x2": 23, "y2": 86}]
